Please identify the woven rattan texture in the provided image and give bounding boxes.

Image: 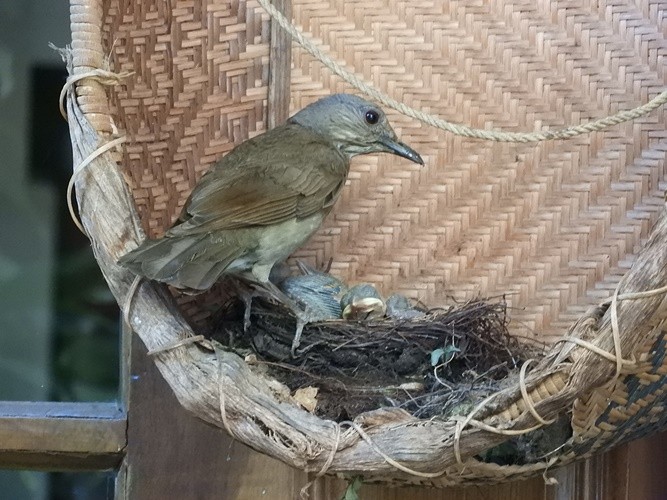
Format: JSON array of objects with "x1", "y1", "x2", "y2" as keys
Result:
[
  {"x1": 103, "y1": 0, "x2": 666, "y2": 341},
  {"x1": 538, "y1": 317, "x2": 667, "y2": 468},
  {"x1": 288, "y1": 0, "x2": 667, "y2": 341},
  {"x1": 102, "y1": 0, "x2": 271, "y2": 238}
]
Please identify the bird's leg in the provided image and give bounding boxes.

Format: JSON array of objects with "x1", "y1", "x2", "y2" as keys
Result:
[
  {"x1": 227, "y1": 277, "x2": 258, "y2": 332},
  {"x1": 257, "y1": 279, "x2": 312, "y2": 355},
  {"x1": 233, "y1": 271, "x2": 308, "y2": 336},
  {"x1": 292, "y1": 318, "x2": 307, "y2": 357},
  {"x1": 245, "y1": 265, "x2": 315, "y2": 355},
  {"x1": 239, "y1": 288, "x2": 255, "y2": 332}
]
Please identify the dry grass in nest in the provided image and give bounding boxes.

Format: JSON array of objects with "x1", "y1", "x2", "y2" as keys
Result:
[{"x1": 210, "y1": 296, "x2": 541, "y2": 423}]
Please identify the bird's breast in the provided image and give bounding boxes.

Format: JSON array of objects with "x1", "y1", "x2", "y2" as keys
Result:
[
  {"x1": 227, "y1": 212, "x2": 326, "y2": 273},
  {"x1": 259, "y1": 212, "x2": 325, "y2": 261}
]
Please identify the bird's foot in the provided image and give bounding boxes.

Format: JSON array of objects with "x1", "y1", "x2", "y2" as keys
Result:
[
  {"x1": 238, "y1": 274, "x2": 318, "y2": 355},
  {"x1": 290, "y1": 311, "x2": 311, "y2": 357},
  {"x1": 253, "y1": 280, "x2": 314, "y2": 355},
  {"x1": 291, "y1": 320, "x2": 305, "y2": 357}
]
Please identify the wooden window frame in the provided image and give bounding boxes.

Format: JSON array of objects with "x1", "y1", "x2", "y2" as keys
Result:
[
  {"x1": 0, "y1": 325, "x2": 130, "y2": 497},
  {"x1": 0, "y1": 401, "x2": 125, "y2": 471}
]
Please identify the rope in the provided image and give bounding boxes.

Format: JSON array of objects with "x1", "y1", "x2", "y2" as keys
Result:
[
  {"x1": 553, "y1": 337, "x2": 636, "y2": 366},
  {"x1": 609, "y1": 287, "x2": 626, "y2": 378},
  {"x1": 550, "y1": 284, "x2": 667, "y2": 378},
  {"x1": 340, "y1": 420, "x2": 449, "y2": 478},
  {"x1": 58, "y1": 68, "x2": 133, "y2": 121},
  {"x1": 67, "y1": 136, "x2": 127, "y2": 234},
  {"x1": 59, "y1": 64, "x2": 131, "y2": 234},
  {"x1": 299, "y1": 422, "x2": 342, "y2": 500},
  {"x1": 147, "y1": 335, "x2": 206, "y2": 356},
  {"x1": 122, "y1": 275, "x2": 143, "y2": 328},
  {"x1": 258, "y1": 0, "x2": 667, "y2": 143},
  {"x1": 519, "y1": 359, "x2": 556, "y2": 426},
  {"x1": 452, "y1": 388, "x2": 544, "y2": 465},
  {"x1": 542, "y1": 457, "x2": 560, "y2": 486}
]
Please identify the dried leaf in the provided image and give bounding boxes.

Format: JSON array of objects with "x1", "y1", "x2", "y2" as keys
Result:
[{"x1": 293, "y1": 386, "x2": 319, "y2": 412}]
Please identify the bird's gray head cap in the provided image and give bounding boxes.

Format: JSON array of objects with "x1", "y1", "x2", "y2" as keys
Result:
[{"x1": 288, "y1": 94, "x2": 423, "y2": 165}]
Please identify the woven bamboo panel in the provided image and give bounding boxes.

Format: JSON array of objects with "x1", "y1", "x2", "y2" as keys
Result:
[
  {"x1": 288, "y1": 0, "x2": 667, "y2": 341},
  {"x1": 103, "y1": 0, "x2": 666, "y2": 342},
  {"x1": 102, "y1": 0, "x2": 271, "y2": 237}
]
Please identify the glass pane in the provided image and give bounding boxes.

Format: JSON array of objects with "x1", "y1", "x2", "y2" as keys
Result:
[
  {"x1": 0, "y1": 0, "x2": 119, "y2": 401},
  {"x1": 51, "y1": 471, "x2": 115, "y2": 500},
  {"x1": 0, "y1": 470, "x2": 115, "y2": 500}
]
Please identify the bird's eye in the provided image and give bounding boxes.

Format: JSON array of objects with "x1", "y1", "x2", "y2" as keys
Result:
[{"x1": 365, "y1": 110, "x2": 380, "y2": 125}]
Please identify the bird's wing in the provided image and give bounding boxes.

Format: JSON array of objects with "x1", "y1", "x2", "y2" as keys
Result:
[{"x1": 169, "y1": 127, "x2": 349, "y2": 235}]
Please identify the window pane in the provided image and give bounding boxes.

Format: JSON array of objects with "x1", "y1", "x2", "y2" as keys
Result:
[
  {"x1": 0, "y1": 470, "x2": 115, "y2": 500},
  {"x1": 51, "y1": 471, "x2": 115, "y2": 500},
  {"x1": 0, "y1": 0, "x2": 119, "y2": 401},
  {"x1": 0, "y1": 470, "x2": 47, "y2": 500}
]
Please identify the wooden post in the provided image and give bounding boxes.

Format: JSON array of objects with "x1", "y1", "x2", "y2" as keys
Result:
[
  {"x1": 117, "y1": 335, "x2": 309, "y2": 499},
  {"x1": 267, "y1": 0, "x2": 293, "y2": 129}
]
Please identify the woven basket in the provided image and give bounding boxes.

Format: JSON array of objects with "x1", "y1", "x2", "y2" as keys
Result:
[{"x1": 65, "y1": 0, "x2": 667, "y2": 486}]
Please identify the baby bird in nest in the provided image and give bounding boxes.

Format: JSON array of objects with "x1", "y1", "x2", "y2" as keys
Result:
[{"x1": 119, "y1": 94, "x2": 423, "y2": 348}]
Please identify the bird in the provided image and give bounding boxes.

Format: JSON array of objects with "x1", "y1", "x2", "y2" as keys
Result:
[
  {"x1": 119, "y1": 94, "x2": 423, "y2": 319},
  {"x1": 340, "y1": 284, "x2": 386, "y2": 320},
  {"x1": 279, "y1": 262, "x2": 348, "y2": 322},
  {"x1": 385, "y1": 293, "x2": 425, "y2": 320}
]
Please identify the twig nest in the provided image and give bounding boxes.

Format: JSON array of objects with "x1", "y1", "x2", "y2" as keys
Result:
[{"x1": 212, "y1": 292, "x2": 539, "y2": 422}]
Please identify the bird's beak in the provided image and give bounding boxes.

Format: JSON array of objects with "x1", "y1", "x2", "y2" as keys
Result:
[{"x1": 379, "y1": 135, "x2": 424, "y2": 165}]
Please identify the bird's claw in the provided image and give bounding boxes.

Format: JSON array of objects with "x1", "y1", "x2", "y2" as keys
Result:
[
  {"x1": 290, "y1": 317, "x2": 307, "y2": 357},
  {"x1": 236, "y1": 278, "x2": 309, "y2": 354}
]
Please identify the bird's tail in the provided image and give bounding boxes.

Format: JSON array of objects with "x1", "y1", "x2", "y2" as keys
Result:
[{"x1": 118, "y1": 234, "x2": 240, "y2": 291}]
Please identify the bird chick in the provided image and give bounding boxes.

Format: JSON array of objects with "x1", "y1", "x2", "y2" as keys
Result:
[
  {"x1": 119, "y1": 94, "x2": 423, "y2": 294},
  {"x1": 279, "y1": 263, "x2": 348, "y2": 322},
  {"x1": 341, "y1": 284, "x2": 386, "y2": 320},
  {"x1": 385, "y1": 293, "x2": 425, "y2": 320}
]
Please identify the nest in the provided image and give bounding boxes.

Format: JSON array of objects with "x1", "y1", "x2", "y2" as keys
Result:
[
  {"x1": 63, "y1": 0, "x2": 667, "y2": 488},
  {"x1": 209, "y1": 296, "x2": 572, "y2": 468},
  {"x1": 212, "y1": 297, "x2": 537, "y2": 422}
]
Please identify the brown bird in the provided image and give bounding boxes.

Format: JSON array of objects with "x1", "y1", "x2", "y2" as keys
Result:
[{"x1": 119, "y1": 94, "x2": 423, "y2": 295}]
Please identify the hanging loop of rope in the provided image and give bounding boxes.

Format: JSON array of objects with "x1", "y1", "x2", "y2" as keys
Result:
[{"x1": 258, "y1": 0, "x2": 667, "y2": 143}]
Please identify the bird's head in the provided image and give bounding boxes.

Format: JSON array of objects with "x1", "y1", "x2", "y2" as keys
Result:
[{"x1": 288, "y1": 94, "x2": 424, "y2": 165}]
